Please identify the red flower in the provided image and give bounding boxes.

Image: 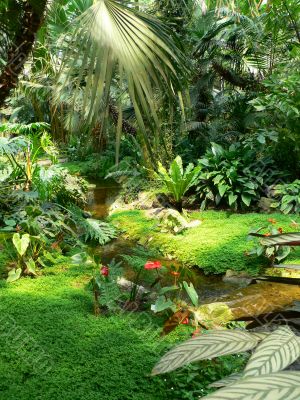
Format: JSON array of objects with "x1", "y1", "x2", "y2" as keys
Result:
[
  {"x1": 181, "y1": 317, "x2": 189, "y2": 325},
  {"x1": 170, "y1": 271, "x2": 180, "y2": 277},
  {"x1": 100, "y1": 266, "x2": 109, "y2": 276},
  {"x1": 144, "y1": 261, "x2": 162, "y2": 270},
  {"x1": 278, "y1": 227, "x2": 283, "y2": 234}
]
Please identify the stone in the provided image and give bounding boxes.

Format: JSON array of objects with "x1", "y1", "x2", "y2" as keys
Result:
[
  {"x1": 258, "y1": 197, "x2": 273, "y2": 212},
  {"x1": 223, "y1": 269, "x2": 253, "y2": 285},
  {"x1": 145, "y1": 207, "x2": 202, "y2": 234}
]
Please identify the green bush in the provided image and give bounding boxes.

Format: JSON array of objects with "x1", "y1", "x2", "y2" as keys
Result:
[
  {"x1": 271, "y1": 180, "x2": 300, "y2": 214},
  {"x1": 197, "y1": 143, "x2": 264, "y2": 210}
]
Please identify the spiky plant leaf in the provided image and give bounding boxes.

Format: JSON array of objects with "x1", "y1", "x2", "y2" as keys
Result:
[
  {"x1": 202, "y1": 371, "x2": 300, "y2": 400},
  {"x1": 152, "y1": 330, "x2": 268, "y2": 375},
  {"x1": 243, "y1": 326, "x2": 300, "y2": 378}
]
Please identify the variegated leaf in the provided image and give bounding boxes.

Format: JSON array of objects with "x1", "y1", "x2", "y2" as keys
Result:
[
  {"x1": 209, "y1": 373, "x2": 243, "y2": 388},
  {"x1": 202, "y1": 371, "x2": 300, "y2": 400},
  {"x1": 244, "y1": 326, "x2": 300, "y2": 377},
  {"x1": 250, "y1": 232, "x2": 300, "y2": 247},
  {"x1": 152, "y1": 330, "x2": 266, "y2": 375}
]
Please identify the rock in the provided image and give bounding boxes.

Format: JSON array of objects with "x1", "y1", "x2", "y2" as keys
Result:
[
  {"x1": 132, "y1": 191, "x2": 157, "y2": 210},
  {"x1": 223, "y1": 269, "x2": 253, "y2": 285},
  {"x1": 108, "y1": 196, "x2": 129, "y2": 215},
  {"x1": 117, "y1": 277, "x2": 149, "y2": 297},
  {"x1": 258, "y1": 197, "x2": 273, "y2": 212},
  {"x1": 194, "y1": 302, "x2": 233, "y2": 328},
  {"x1": 145, "y1": 207, "x2": 202, "y2": 234}
]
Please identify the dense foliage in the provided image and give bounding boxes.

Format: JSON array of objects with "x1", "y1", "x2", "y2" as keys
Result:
[{"x1": 0, "y1": 0, "x2": 300, "y2": 399}]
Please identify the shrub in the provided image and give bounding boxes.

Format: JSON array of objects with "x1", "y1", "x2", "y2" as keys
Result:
[
  {"x1": 271, "y1": 180, "x2": 300, "y2": 214},
  {"x1": 197, "y1": 143, "x2": 264, "y2": 210}
]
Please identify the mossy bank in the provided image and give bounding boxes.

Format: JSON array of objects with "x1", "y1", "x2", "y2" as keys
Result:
[{"x1": 109, "y1": 210, "x2": 300, "y2": 275}]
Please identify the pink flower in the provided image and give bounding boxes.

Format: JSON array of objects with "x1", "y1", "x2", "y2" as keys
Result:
[
  {"x1": 100, "y1": 266, "x2": 109, "y2": 276},
  {"x1": 144, "y1": 261, "x2": 162, "y2": 270}
]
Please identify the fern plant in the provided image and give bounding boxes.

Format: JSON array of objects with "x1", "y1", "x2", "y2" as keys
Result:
[
  {"x1": 70, "y1": 207, "x2": 117, "y2": 245},
  {"x1": 152, "y1": 326, "x2": 300, "y2": 400}
]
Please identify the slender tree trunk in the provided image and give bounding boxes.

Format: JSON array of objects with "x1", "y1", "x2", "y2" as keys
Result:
[{"x1": 0, "y1": 1, "x2": 47, "y2": 108}]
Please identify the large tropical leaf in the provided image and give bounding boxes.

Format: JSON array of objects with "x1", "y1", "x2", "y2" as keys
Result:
[
  {"x1": 55, "y1": 0, "x2": 184, "y2": 146},
  {"x1": 243, "y1": 326, "x2": 300, "y2": 377},
  {"x1": 152, "y1": 330, "x2": 268, "y2": 375},
  {"x1": 202, "y1": 371, "x2": 300, "y2": 400},
  {"x1": 209, "y1": 373, "x2": 243, "y2": 388},
  {"x1": 249, "y1": 232, "x2": 300, "y2": 247}
]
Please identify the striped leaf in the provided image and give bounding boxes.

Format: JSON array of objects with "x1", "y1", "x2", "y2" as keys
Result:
[
  {"x1": 249, "y1": 232, "x2": 300, "y2": 247},
  {"x1": 202, "y1": 371, "x2": 300, "y2": 400},
  {"x1": 209, "y1": 373, "x2": 243, "y2": 388},
  {"x1": 152, "y1": 330, "x2": 267, "y2": 375},
  {"x1": 244, "y1": 326, "x2": 300, "y2": 377}
]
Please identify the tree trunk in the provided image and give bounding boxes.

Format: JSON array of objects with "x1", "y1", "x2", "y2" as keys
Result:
[{"x1": 0, "y1": 1, "x2": 47, "y2": 108}]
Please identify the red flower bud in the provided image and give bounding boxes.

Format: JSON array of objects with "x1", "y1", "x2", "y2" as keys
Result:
[{"x1": 100, "y1": 266, "x2": 109, "y2": 276}]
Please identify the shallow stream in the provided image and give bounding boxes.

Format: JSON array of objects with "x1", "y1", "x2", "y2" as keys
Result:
[{"x1": 86, "y1": 180, "x2": 300, "y2": 321}]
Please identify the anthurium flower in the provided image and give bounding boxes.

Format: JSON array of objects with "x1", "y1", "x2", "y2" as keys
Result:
[
  {"x1": 144, "y1": 261, "x2": 162, "y2": 270},
  {"x1": 100, "y1": 266, "x2": 109, "y2": 276},
  {"x1": 181, "y1": 317, "x2": 189, "y2": 325}
]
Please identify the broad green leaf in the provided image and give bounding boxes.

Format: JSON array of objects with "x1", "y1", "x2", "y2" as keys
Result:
[
  {"x1": 12, "y1": 233, "x2": 30, "y2": 256},
  {"x1": 152, "y1": 330, "x2": 266, "y2": 375},
  {"x1": 4, "y1": 219, "x2": 16, "y2": 227},
  {"x1": 228, "y1": 192, "x2": 238, "y2": 206},
  {"x1": 241, "y1": 193, "x2": 252, "y2": 207},
  {"x1": 152, "y1": 296, "x2": 176, "y2": 313},
  {"x1": 7, "y1": 268, "x2": 22, "y2": 283},
  {"x1": 25, "y1": 258, "x2": 37, "y2": 276},
  {"x1": 159, "y1": 286, "x2": 179, "y2": 295},
  {"x1": 244, "y1": 327, "x2": 300, "y2": 377},
  {"x1": 183, "y1": 281, "x2": 198, "y2": 307},
  {"x1": 218, "y1": 184, "x2": 229, "y2": 198},
  {"x1": 202, "y1": 371, "x2": 300, "y2": 400}
]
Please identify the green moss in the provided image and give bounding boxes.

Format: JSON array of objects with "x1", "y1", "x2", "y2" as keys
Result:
[
  {"x1": 0, "y1": 261, "x2": 183, "y2": 400},
  {"x1": 110, "y1": 210, "x2": 300, "y2": 274}
]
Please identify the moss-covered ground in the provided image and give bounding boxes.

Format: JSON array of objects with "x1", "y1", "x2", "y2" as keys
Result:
[
  {"x1": 0, "y1": 254, "x2": 247, "y2": 399},
  {"x1": 109, "y1": 210, "x2": 300, "y2": 274},
  {"x1": 0, "y1": 260, "x2": 176, "y2": 400}
]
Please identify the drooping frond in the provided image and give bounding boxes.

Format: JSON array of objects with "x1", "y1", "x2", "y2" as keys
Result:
[{"x1": 55, "y1": 0, "x2": 185, "y2": 140}]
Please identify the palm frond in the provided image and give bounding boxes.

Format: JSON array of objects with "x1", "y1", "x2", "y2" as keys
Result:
[{"x1": 55, "y1": 0, "x2": 185, "y2": 145}]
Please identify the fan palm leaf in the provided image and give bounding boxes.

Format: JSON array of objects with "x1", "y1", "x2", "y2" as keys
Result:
[{"x1": 54, "y1": 0, "x2": 185, "y2": 161}]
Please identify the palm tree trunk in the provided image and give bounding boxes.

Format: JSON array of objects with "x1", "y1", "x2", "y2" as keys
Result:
[{"x1": 0, "y1": 1, "x2": 47, "y2": 108}]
